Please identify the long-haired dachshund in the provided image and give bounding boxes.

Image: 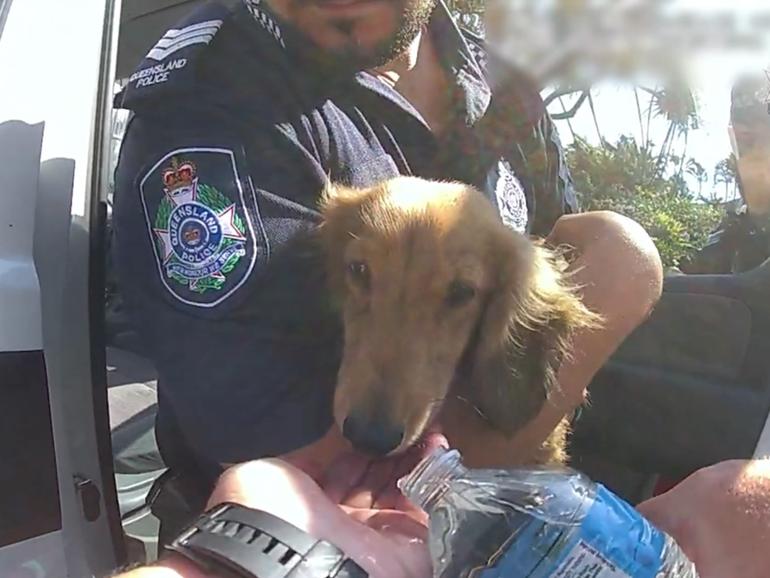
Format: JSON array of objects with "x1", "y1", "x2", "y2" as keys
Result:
[{"x1": 317, "y1": 177, "x2": 600, "y2": 467}]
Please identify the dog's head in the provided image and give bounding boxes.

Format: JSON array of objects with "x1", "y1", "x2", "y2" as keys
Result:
[{"x1": 318, "y1": 177, "x2": 600, "y2": 456}]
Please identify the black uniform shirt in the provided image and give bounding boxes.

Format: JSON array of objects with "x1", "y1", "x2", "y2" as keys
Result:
[{"x1": 112, "y1": 0, "x2": 577, "y2": 478}]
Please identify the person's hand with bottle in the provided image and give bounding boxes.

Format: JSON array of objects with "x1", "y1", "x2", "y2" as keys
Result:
[
  {"x1": 118, "y1": 426, "x2": 770, "y2": 578},
  {"x1": 638, "y1": 458, "x2": 770, "y2": 578}
]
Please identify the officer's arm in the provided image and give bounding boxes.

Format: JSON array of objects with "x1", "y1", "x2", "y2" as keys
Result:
[{"x1": 112, "y1": 113, "x2": 340, "y2": 472}]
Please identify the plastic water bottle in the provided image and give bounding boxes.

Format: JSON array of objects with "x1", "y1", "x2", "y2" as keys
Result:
[{"x1": 398, "y1": 446, "x2": 698, "y2": 578}]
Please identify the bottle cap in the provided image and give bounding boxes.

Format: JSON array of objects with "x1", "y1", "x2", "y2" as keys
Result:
[{"x1": 398, "y1": 446, "x2": 464, "y2": 511}]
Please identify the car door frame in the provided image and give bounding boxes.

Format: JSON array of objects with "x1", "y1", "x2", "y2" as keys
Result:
[{"x1": 0, "y1": 0, "x2": 126, "y2": 575}]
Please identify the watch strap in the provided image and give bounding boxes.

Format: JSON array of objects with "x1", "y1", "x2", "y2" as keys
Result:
[{"x1": 167, "y1": 503, "x2": 368, "y2": 578}]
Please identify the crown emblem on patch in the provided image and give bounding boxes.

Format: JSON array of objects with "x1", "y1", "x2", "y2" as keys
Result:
[{"x1": 162, "y1": 158, "x2": 197, "y2": 193}]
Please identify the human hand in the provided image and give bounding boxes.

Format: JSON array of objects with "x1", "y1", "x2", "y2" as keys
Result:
[
  {"x1": 207, "y1": 432, "x2": 448, "y2": 578},
  {"x1": 637, "y1": 459, "x2": 770, "y2": 578}
]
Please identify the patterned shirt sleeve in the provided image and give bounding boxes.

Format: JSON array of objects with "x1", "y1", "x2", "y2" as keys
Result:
[{"x1": 461, "y1": 28, "x2": 579, "y2": 237}]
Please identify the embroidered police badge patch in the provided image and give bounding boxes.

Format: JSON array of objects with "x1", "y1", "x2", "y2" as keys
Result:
[
  {"x1": 140, "y1": 148, "x2": 267, "y2": 308},
  {"x1": 487, "y1": 159, "x2": 528, "y2": 233}
]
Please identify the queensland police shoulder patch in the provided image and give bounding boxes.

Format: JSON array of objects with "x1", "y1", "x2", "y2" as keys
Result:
[
  {"x1": 140, "y1": 148, "x2": 267, "y2": 308},
  {"x1": 486, "y1": 158, "x2": 529, "y2": 233}
]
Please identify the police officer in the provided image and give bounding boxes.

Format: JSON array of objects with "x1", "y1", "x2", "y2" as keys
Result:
[
  {"x1": 683, "y1": 72, "x2": 770, "y2": 274},
  {"x1": 112, "y1": 0, "x2": 662, "y2": 517}
]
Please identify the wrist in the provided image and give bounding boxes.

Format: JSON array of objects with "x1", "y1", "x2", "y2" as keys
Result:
[
  {"x1": 167, "y1": 503, "x2": 368, "y2": 578},
  {"x1": 116, "y1": 554, "x2": 217, "y2": 578},
  {"x1": 157, "y1": 554, "x2": 218, "y2": 578}
]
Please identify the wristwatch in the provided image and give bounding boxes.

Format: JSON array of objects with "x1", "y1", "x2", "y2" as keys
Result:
[{"x1": 167, "y1": 503, "x2": 369, "y2": 578}]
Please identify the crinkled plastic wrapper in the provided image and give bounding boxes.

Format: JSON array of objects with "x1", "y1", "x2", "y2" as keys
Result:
[{"x1": 420, "y1": 465, "x2": 698, "y2": 577}]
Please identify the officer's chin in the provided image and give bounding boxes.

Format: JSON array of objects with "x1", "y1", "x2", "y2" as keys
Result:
[
  {"x1": 310, "y1": 0, "x2": 390, "y2": 18},
  {"x1": 308, "y1": 6, "x2": 399, "y2": 44}
]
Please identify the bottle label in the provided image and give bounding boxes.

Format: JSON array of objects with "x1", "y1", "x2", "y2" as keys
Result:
[
  {"x1": 551, "y1": 539, "x2": 631, "y2": 577},
  {"x1": 475, "y1": 485, "x2": 666, "y2": 578}
]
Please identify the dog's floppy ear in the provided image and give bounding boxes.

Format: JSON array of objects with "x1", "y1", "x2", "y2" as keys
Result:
[{"x1": 465, "y1": 230, "x2": 601, "y2": 437}]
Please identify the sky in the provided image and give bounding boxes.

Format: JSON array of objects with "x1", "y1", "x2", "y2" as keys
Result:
[
  {"x1": 2, "y1": 0, "x2": 767, "y2": 207},
  {"x1": 0, "y1": 0, "x2": 109, "y2": 215},
  {"x1": 547, "y1": 0, "x2": 769, "y2": 202}
]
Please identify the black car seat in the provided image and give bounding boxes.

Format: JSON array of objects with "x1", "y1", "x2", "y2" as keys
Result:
[{"x1": 570, "y1": 256, "x2": 770, "y2": 503}]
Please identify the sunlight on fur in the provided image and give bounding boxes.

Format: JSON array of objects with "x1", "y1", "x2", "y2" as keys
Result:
[{"x1": 318, "y1": 177, "x2": 601, "y2": 467}]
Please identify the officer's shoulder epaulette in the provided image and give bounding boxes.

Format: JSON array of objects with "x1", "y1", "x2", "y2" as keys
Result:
[
  {"x1": 115, "y1": 2, "x2": 238, "y2": 110},
  {"x1": 459, "y1": 25, "x2": 485, "y2": 47},
  {"x1": 458, "y1": 26, "x2": 488, "y2": 72}
]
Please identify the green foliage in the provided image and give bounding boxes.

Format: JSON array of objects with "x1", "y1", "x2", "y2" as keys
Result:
[
  {"x1": 587, "y1": 189, "x2": 722, "y2": 269},
  {"x1": 155, "y1": 196, "x2": 172, "y2": 230},
  {"x1": 567, "y1": 136, "x2": 722, "y2": 268}
]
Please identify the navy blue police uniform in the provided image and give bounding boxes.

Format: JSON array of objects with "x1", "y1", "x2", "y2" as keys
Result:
[{"x1": 112, "y1": 0, "x2": 578, "y2": 485}]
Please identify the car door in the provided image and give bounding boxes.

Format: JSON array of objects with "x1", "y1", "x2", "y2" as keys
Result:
[{"x1": 0, "y1": 0, "x2": 126, "y2": 576}]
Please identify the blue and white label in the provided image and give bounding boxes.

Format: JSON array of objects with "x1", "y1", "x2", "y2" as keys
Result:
[
  {"x1": 552, "y1": 540, "x2": 630, "y2": 577},
  {"x1": 476, "y1": 485, "x2": 666, "y2": 578}
]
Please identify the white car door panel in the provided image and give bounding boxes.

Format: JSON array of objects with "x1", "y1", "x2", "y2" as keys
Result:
[
  {"x1": 0, "y1": 117, "x2": 66, "y2": 578},
  {"x1": 0, "y1": 0, "x2": 125, "y2": 575},
  {"x1": 0, "y1": 121, "x2": 44, "y2": 352}
]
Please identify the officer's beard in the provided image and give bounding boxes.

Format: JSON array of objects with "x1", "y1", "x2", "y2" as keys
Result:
[{"x1": 304, "y1": 0, "x2": 437, "y2": 74}]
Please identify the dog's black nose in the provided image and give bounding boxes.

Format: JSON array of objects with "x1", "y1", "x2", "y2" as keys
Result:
[{"x1": 343, "y1": 414, "x2": 404, "y2": 456}]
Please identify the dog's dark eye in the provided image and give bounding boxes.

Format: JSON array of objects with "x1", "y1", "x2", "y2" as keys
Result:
[
  {"x1": 446, "y1": 280, "x2": 476, "y2": 308},
  {"x1": 347, "y1": 261, "x2": 370, "y2": 290}
]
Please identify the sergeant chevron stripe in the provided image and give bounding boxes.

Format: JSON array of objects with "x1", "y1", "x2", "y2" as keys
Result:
[{"x1": 146, "y1": 19, "x2": 224, "y2": 61}]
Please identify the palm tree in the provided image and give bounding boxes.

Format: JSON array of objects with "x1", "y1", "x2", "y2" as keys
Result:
[
  {"x1": 685, "y1": 158, "x2": 708, "y2": 197},
  {"x1": 638, "y1": 83, "x2": 700, "y2": 180},
  {"x1": 586, "y1": 90, "x2": 604, "y2": 145},
  {"x1": 713, "y1": 155, "x2": 739, "y2": 201},
  {"x1": 634, "y1": 86, "x2": 646, "y2": 145}
]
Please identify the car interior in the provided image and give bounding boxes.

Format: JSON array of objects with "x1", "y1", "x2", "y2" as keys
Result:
[{"x1": 102, "y1": 0, "x2": 770, "y2": 566}]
